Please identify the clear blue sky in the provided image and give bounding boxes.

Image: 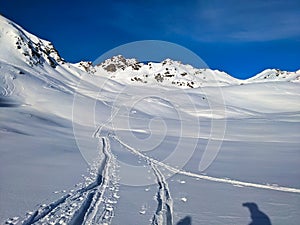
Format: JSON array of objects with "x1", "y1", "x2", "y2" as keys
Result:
[{"x1": 1, "y1": 0, "x2": 299, "y2": 78}]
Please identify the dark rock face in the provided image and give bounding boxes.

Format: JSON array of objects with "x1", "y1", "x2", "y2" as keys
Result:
[
  {"x1": 13, "y1": 30, "x2": 63, "y2": 68},
  {"x1": 99, "y1": 55, "x2": 141, "y2": 72},
  {"x1": 104, "y1": 64, "x2": 117, "y2": 72}
]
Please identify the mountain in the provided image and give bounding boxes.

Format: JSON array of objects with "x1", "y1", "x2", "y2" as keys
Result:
[
  {"x1": 1, "y1": 14, "x2": 299, "y2": 90},
  {"x1": 245, "y1": 68, "x2": 300, "y2": 83},
  {"x1": 94, "y1": 55, "x2": 241, "y2": 88},
  {"x1": 0, "y1": 14, "x2": 63, "y2": 68},
  {"x1": 1, "y1": 14, "x2": 300, "y2": 225},
  {"x1": 95, "y1": 55, "x2": 300, "y2": 86}
]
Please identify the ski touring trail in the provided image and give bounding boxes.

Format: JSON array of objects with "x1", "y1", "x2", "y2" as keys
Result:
[
  {"x1": 110, "y1": 135, "x2": 300, "y2": 194},
  {"x1": 4, "y1": 133, "x2": 300, "y2": 225},
  {"x1": 150, "y1": 163, "x2": 174, "y2": 225},
  {"x1": 5, "y1": 137, "x2": 119, "y2": 225}
]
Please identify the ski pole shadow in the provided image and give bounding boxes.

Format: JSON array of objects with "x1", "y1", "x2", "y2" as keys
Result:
[
  {"x1": 243, "y1": 202, "x2": 272, "y2": 225},
  {"x1": 176, "y1": 216, "x2": 192, "y2": 225}
]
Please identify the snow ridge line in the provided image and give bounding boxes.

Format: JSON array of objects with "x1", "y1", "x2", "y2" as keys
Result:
[
  {"x1": 151, "y1": 163, "x2": 174, "y2": 225},
  {"x1": 110, "y1": 135, "x2": 300, "y2": 194}
]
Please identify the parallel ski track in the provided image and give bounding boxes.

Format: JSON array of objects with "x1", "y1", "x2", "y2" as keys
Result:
[
  {"x1": 110, "y1": 134, "x2": 300, "y2": 194},
  {"x1": 81, "y1": 137, "x2": 114, "y2": 225},
  {"x1": 20, "y1": 137, "x2": 116, "y2": 225},
  {"x1": 151, "y1": 163, "x2": 174, "y2": 225}
]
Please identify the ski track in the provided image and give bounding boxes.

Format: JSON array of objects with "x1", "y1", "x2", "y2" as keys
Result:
[
  {"x1": 151, "y1": 163, "x2": 174, "y2": 225},
  {"x1": 5, "y1": 137, "x2": 118, "y2": 225},
  {"x1": 0, "y1": 73, "x2": 15, "y2": 97},
  {"x1": 81, "y1": 137, "x2": 115, "y2": 225},
  {"x1": 110, "y1": 134, "x2": 300, "y2": 194},
  {"x1": 4, "y1": 132, "x2": 299, "y2": 225}
]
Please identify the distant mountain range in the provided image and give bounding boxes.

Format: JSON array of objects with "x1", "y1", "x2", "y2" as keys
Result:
[{"x1": 0, "y1": 14, "x2": 299, "y2": 89}]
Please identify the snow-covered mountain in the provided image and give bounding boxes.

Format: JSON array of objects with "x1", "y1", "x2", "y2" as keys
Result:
[
  {"x1": 0, "y1": 15, "x2": 63, "y2": 68},
  {"x1": 95, "y1": 55, "x2": 300, "y2": 87},
  {"x1": 94, "y1": 55, "x2": 242, "y2": 87},
  {"x1": 1, "y1": 15, "x2": 300, "y2": 225},
  {"x1": 1, "y1": 14, "x2": 299, "y2": 90},
  {"x1": 245, "y1": 68, "x2": 300, "y2": 83}
]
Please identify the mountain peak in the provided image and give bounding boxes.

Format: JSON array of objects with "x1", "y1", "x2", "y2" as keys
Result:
[
  {"x1": 245, "y1": 68, "x2": 300, "y2": 83},
  {"x1": 98, "y1": 55, "x2": 140, "y2": 72},
  {"x1": 0, "y1": 15, "x2": 64, "y2": 68},
  {"x1": 92, "y1": 55, "x2": 241, "y2": 88}
]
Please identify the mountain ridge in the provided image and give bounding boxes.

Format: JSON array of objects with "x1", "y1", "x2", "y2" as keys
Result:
[{"x1": 0, "y1": 14, "x2": 299, "y2": 89}]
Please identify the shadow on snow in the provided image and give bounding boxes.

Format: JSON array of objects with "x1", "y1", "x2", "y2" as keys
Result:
[{"x1": 176, "y1": 202, "x2": 272, "y2": 225}]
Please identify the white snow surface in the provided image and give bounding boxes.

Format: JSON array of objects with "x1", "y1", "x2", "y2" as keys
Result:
[{"x1": 1, "y1": 15, "x2": 300, "y2": 225}]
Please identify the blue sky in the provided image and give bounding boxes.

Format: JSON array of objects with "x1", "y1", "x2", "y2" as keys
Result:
[{"x1": 1, "y1": 0, "x2": 299, "y2": 78}]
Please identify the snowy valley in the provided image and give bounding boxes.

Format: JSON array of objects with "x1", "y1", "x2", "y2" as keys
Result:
[{"x1": 1, "y1": 15, "x2": 300, "y2": 225}]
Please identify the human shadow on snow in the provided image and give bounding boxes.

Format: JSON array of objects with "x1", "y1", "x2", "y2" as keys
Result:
[
  {"x1": 243, "y1": 202, "x2": 272, "y2": 225},
  {"x1": 176, "y1": 202, "x2": 271, "y2": 225},
  {"x1": 176, "y1": 216, "x2": 192, "y2": 225}
]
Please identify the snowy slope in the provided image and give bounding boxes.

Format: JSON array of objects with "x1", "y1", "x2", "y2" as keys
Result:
[
  {"x1": 1, "y1": 15, "x2": 300, "y2": 225},
  {"x1": 245, "y1": 68, "x2": 300, "y2": 83}
]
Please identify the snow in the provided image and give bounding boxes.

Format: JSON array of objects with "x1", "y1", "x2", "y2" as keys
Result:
[
  {"x1": 245, "y1": 69, "x2": 300, "y2": 83},
  {"x1": 0, "y1": 14, "x2": 300, "y2": 225}
]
